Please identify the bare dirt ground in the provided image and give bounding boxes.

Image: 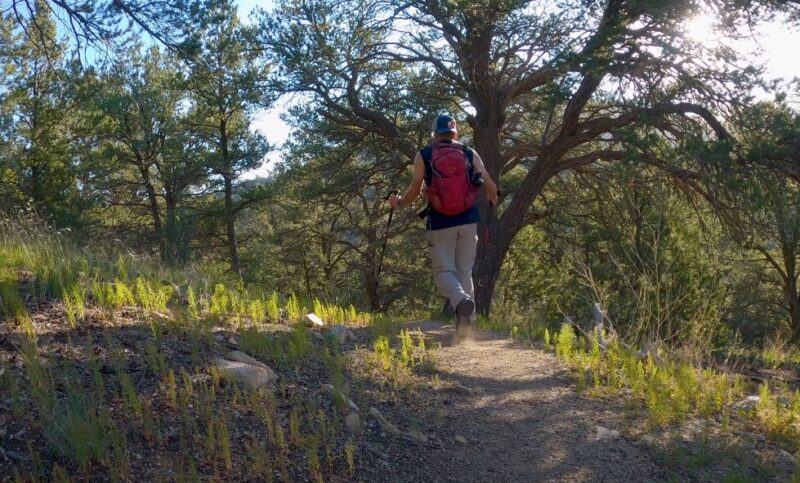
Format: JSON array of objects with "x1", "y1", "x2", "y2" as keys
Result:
[
  {"x1": 354, "y1": 320, "x2": 794, "y2": 483},
  {"x1": 2, "y1": 306, "x2": 794, "y2": 481}
]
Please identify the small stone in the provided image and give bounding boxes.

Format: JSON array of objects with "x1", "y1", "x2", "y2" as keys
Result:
[
  {"x1": 369, "y1": 407, "x2": 401, "y2": 436},
  {"x1": 152, "y1": 310, "x2": 173, "y2": 321},
  {"x1": 778, "y1": 449, "x2": 796, "y2": 464},
  {"x1": 733, "y1": 395, "x2": 761, "y2": 411},
  {"x1": 740, "y1": 431, "x2": 766, "y2": 446},
  {"x1": 345, "y1": 413, "x2": 360, "y2": 432},
  {"x1": 215, "y1": 334, "x2": 225, "y2": 342},
  {"x1": 213, "y1": 357, "x2": 277, "y2": 387},
  {"x1": 190, "y1": 373, "x2": 211, "y2": 384},
  {"x1": 595, "y1": 426, "x2": 620, "y2": 440},
  {"x1": 641, "y1": 435, "x2": 656, "y2": 445},
  {"x1": 228, "y1": 337, "x2": 238, "y2": 346},
  {"x1": 6, "y1": 450, "x2": 29, "y2": 462},
  {"x1": 227, "y1": 351, "x2": 269, "y2": 371},
  {"x1": 454, "y1": 435, "x2": 468, "y2": 444},
  {"x1": 304, "y1": 313, "x2": 325, "y2": 328}
]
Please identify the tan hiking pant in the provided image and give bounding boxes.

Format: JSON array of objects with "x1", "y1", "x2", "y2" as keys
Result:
[{"x1": 425, "y1": 223, "x2": 478, "y2": 312}]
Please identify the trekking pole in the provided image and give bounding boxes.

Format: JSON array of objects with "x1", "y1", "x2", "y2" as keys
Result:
[{"x1": 372, "y1": 190, "x2": 399, "y2": 312}]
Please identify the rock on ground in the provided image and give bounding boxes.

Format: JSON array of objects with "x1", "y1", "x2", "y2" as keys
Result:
[
  {"x1": 213, "y1": 357, "x2": 277, "y2": 387},
  {"x1": 304, "y1": 313, "x2": 325, "y2": 328},
  {"x1": 595, "y1": 426, "x2": 620, "y2": 440},
  {"x1": 733, "y1": 395, "x2": 761, "y2": 411},
  {"x1": 226, "y1": 350, "x2": 273, "y2": 374},
  {"x1": 345, "y1": 413, "x2": 361, "y2": 433},
  {"x1": 369, "y1": 407, "x2": 401, "y2": 436}
]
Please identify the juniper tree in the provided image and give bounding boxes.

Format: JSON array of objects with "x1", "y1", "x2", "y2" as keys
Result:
[
  {"x1": 261, "y1": 0, "x2": 771, "y2": 314},
  {"x1": 5, "y1": 0, "x2": 193, "y2": 55},
  {"x1": 732, "y1": 102, "x2": 800, "y2": 341}
]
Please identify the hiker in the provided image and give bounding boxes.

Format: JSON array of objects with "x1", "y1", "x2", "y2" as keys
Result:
[{"x1": 389, "y1": 114, "x2": 498, "y2": 337}]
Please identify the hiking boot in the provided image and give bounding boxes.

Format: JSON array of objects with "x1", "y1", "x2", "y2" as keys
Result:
[{"x1": 455, "y1": 298, "x2": 475, "y2": 339}]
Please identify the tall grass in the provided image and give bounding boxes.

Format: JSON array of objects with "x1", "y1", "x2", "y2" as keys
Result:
[
  {"x1": 1, "y1": 216, "x2": 374, "y2": 329},
  {"x1": 0, "y1": 215, "x2": 389, "y2": 479},
  {"x1": 548, "y1": 322, "x2": 800, "y2": 450}
]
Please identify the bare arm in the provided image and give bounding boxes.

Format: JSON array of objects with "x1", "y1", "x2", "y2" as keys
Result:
[
  {"x1": 389, "y1": 152, "x2": 425, "y2": 209},
  {"x1": 471, "y1": 151, "x2": 499, "y2": 206}
]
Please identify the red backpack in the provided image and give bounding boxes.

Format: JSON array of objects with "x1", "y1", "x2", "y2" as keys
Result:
[{"x1": 423, "y1": 142, "x2": 480, "y2": 216}]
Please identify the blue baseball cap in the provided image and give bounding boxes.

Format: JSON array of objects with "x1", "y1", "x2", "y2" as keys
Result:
[{"x1": 433, "y1": 114, "x2": 458, "y2": 134}]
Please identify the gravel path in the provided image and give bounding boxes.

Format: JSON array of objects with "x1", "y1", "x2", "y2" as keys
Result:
[{"x1": 359, "y1": 320, "x2": 667, "y2": 482}]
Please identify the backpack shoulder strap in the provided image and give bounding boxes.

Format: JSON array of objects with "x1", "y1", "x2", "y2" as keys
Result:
[
  {"x1": 421, "y1": 145, "x2": 433, "y2": 162},
  {"x1": 462, "y1": 144, "x2": 475, "y2": 168},
  {"x1": 420, "y1": 146, "x2": 433, "y2": 183}
]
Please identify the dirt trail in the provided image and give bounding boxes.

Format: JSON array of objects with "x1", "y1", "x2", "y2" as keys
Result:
[{"x1": 357, "y1": 320, "x2": 677, "y2": 482}]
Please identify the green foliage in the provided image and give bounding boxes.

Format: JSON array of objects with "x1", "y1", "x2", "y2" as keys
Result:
[
  {"x1": 286, "y1": 293, "x2": 303, "y2": 322},
  {"x1": 210, "y1": 283, "x2": 230, "y2": 316},
  {"x1": 135, "y1": 277, "x2": 174, "y2": 312},
  {"x1": 266, "y1": 292, "x2": 281, "y2": 321},
  {"x1": 44, "y1": 392, "x2": 113, "y2": 471},
  {"x1": 372, "y1": 336, "x2": 392, "y2": 370},
  {"x1": 556, "y1": 323, "x2": 575, "y2": 358},
  {"x1": 63, "y1": 286, "x2": 86, "y2": 328},
  {"x1": 287, "y1": 324, "x2": 313, "y2": 363},
  {"x1": 187, "y1": 286, "x2": 200, "y2": 319},
  {"x1": 0, "y1": 277, "x2": 25, "y2": 320},
  {"x1": 552, "y1": 325, "x2": 751, "y2": 429}
]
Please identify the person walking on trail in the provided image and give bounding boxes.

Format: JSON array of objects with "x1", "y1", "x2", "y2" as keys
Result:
[{"x1": 389, "y1": 114, "x2": 499, "y2": 338}]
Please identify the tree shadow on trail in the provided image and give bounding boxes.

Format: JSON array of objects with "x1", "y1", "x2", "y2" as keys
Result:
[
  {"x1": 348, "y1": 319, "x2": 663, "y2": 482},
  {"x1": 349, "y1": 319, "x2": 793, "y2": 483}
]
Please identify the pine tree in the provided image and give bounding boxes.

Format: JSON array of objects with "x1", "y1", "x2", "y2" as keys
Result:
[
  {"x1": 186, "y1": 0, "x2": 270, "y2": 276},
  {"x1": 0, "y1": 1, "x2": 83, "y2": 226}
]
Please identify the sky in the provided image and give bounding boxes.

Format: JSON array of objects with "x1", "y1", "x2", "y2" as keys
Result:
[{"x1": 237, "y1": 2, "x2": 800, "y2": 179}]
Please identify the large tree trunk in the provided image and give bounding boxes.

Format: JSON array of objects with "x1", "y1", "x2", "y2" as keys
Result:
[
  {"x1": 470, "y1": 102, "x2": 554, "y2": 314},
  {"x1": 787, "y1": 284, "x2": 800, "y2": 343},
  {"x1": 473, "y1": 160, "x2": 554, "y2": 314},
  {"x1": 365, "y1": 266, "x2": 379, "y2": 312},
  {"x1": 139, "y1": 164, "x2": 165, "y2": 262},
  {"x1": 219, "y1": 119, "x2": 241, "y2": 277},
  {"x1": 163, "y1": 192, "x2": 180, "y2": 265},
  {"x1": 473, "y1": 234, "x2": 511, "y2": 315},
  {"x1": 223, "y1": 173, "x2": 241, "y2": 276},
  {"x1": 469, "y1": 104, "x2": 508, "y2": 315},
  {"x1": 364, "y1": 228, "x2": 380, "y2": 310}
]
